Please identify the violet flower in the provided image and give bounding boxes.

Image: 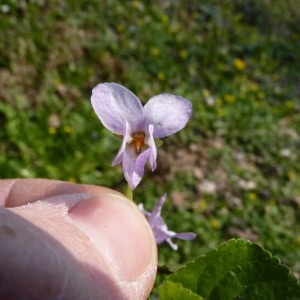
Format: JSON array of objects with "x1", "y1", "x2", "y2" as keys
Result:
[
  {"x1": 91, "y1": 83, "x2": 192, "y2": 189},
  {"x1": 139, "y1": 194, "x2": 196, "y2": 250}
]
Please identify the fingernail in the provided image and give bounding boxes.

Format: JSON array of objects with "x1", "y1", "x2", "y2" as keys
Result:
[{"x1": 68, "y1": 194, "x2": 156, "y2": 281}]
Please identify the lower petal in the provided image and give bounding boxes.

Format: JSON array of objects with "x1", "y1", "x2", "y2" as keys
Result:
[
  {"x1": 174, "y1": 232, "x2": 197, "y2": 240},
  {"x1": 122, "y1": 147, "x2": 152, "y2": 189},
  {"x1": 166, "y1": 238, "x2": 178, "y2": 251}
]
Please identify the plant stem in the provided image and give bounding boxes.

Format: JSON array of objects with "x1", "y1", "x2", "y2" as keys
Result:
[{"x1": 125, "y1": 184, "x2": 133, "y2": 201}]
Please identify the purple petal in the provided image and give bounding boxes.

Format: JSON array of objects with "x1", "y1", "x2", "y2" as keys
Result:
[
  {"x1": 174, "y1": 232, "x2": 197, "y2": 240},
  {"x1": 151, "y1": 194, "x2": 166, "y2": 218},
  {"x1": 152, "y1": 224, "x2": 171, "y2": 244},
  {"x1": 122, "y1": 147, "x2": 152, "y2": 189},
  {"x1": 122, "y1": 147, "x2": 138, "y2": 189},
  {"x1": 138, "y1": 194, "x2": 196, "y2": 250},
  {"x1": 166, "y1": 238, "x2": 179, "y2": 251},
  {"x1": 138, "y1": 203, "x2": 151, "y2": 218},
  {"x1": 144, "y1": 93, "x2": 192, "y2": 138},
  {"x1": 147, "y1": 124, "x2": 157, "y2": 171},
  {"x1": 91, "y1": 83, "x2": 145, "y2": 134},
  {"x1": 149, "y1": 215, "x2": 165, "y2": 229},
  {"x1": 112, "y1": 122, "x2": 132, "y2": 166}
]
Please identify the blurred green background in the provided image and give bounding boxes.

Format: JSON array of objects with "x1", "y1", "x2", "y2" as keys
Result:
[{"x1": 1, "y1": 0, "x2": 300, "y2": 296}]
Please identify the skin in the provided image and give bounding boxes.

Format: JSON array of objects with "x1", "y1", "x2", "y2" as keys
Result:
[{"x1": 0, "y1": 179, "x2": 157, "y2": 299}]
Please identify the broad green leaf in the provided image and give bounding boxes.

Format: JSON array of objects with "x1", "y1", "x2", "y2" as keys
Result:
[
  {"x1": 159, "y1": 281, "x2": 203, "y2": 300},
  {"x1": 160, "y1": 239, "x2": 300, "y2": 299}
]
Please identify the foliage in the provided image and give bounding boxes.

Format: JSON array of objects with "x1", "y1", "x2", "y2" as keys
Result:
[{"x1": 159, "y1": 239, "x2": 300, "y2": 299}]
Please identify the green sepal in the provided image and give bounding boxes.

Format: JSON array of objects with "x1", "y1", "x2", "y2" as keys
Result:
[
  {"x1": 155, "y1": 138, "x2": 163, "y2": 147},
  {"x1": 113, "y1": 133, "x2": 123, "y2": 141}
]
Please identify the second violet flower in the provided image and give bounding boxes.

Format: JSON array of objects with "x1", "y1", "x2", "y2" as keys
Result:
[
  {"x1": 139, "y1": 194, "x2": 196, "y2": 250},
  {"x1": 91, "y1": 82, "x2": 192, "y2": 189}
]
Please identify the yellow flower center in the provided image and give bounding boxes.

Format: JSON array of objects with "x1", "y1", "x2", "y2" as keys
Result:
[{"x1": 132, "y1": 132, "x2": 145, "y2": 153}]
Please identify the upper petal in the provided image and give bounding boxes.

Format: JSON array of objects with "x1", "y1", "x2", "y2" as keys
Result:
[
  {"x1": 144, "y1": 93, "x2": 192, "y2": 138},
  {"x1": 151, "y1": 194, "x2": 167, "y2": 219},
  {"x1": 91, "y1": 83, "x2": 145, "y2": 134},
  {"x1": 166, "y1": 238, "x2": 178, "y2": 250},
  {"x1": 138, "y1": 203, "x2": 151, "y2": 218}
]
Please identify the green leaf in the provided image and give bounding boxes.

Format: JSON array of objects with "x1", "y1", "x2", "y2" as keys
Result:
[
  {"x1": 159, "y1": 281, "x2": 204, "y2": 300},
  {"x1": 160, "y1": 239, "x2": 300, "y2": 300}
]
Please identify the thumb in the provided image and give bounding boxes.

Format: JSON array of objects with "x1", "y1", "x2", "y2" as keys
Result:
[
  {"x1": 68, "y1": 194, "x2": 158, "y2": 290},
  {"x1": 1, "y1": 193, "x2": 157, "y2": 299}
]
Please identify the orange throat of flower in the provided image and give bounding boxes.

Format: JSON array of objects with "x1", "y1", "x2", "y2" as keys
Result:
[{"x1": 132, "y1": 132, "x2": 145, "y2": 153}]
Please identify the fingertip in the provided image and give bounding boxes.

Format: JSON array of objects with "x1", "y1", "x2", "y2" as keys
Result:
[
  {"x1": 3, "y1": 187, "x2": 157, "y2": 299},
  {"x1": 68, "y1": 194, "x2": 157, "y2": 282}
]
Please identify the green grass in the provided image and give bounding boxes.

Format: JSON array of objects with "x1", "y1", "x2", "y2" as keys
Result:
[{"x1": 1, "y1": 0, "x2": 300, "y2": 296}]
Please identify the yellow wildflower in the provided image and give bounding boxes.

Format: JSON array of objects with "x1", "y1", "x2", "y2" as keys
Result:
[
  {"x1": 210, "y1": 219, "x2": 220, "y2": 229},
  {"x1": 217, "y1": 108, "x2": 226, "y2": 117},
  {"x1": 285, "y1": 100, "x2": 295, "y2": 109},
  {"x1": 48, "y1": 127, "x2": 57, "y2": 134},
  {"x1": 64, "y1": 126, "x2": 73, "y2": 133},
  {"x1": 287, "y1": 171, "x2": 295, "y2": 180},
  {"x1": 234, "y1": 58, "x2": 246, "y2": 70},
  {"x1": 248, "y1": 193, "x2": 257, "y2": 201},
  {"x1": 224, "y1": 94, "x2": 235, "y2": 104},
  {"x1": 179, "y1": 49, "x2": 188, "y2": 59},
  {"x1": 157, "y1": 72, "x2": 166, "y2": 81},
  {"x1": 116, "y1": 24, "x2": 125, "y2": 33},
  {"x1": 202, "y1": 89, "x2": 210, "y2": 97},
  {"x1": 150, "y1": 47, "x2": 160, "y2": 57},
  {"x1": 192, "y1": 12, "x2": 199, "y2": 19},
  {"x1": 198, "y1": 199, "x2": 207, "y2": 211}
]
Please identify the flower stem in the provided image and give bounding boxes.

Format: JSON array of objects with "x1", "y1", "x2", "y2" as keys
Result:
[{"x1": 125, "y1": 184, "x2": 133, "y2": 201}]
